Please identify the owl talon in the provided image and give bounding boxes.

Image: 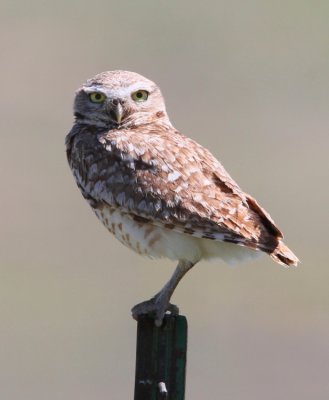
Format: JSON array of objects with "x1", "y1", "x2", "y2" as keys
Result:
[{"x1": 131, "y1": 297, "x2": 179, "y2": 326}]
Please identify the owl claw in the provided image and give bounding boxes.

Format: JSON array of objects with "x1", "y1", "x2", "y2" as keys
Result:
[{"x1": 131, "y1": 296, "x2": 179, "y2": 327}]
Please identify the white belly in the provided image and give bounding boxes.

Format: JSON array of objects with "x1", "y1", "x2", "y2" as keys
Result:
[{"x1": 94, "y1": 205, "x2": 260, "y2": 265}]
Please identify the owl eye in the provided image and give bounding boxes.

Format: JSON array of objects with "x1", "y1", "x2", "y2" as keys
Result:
[
  {"x1": 89, "y1": 92, "x2": 106, "y2": 103},
  {"x1": 131, "y1": 90, "x2": 149, "y2": 102}
]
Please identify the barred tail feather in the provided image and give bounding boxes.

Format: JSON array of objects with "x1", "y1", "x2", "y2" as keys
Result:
[{"x1": 270, "y1": 241, "x2": 299, "y2": 267}]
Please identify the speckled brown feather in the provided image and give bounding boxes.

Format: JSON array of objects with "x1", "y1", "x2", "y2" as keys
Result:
[
  {"x1": 66, "y1": 70, "x2": 298, "y2": 267},
  {"x1": 67, "y1": 122, "x2": 298, "y2": 266}
]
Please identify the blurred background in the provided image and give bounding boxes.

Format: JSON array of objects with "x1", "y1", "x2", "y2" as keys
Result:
[{"x1": 1, "y1": 1, "x2": 328, "y2": 399}]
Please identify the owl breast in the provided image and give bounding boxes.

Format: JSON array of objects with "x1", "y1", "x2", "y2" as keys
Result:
[
  {"x1": 93, "y1": 203, "x2": 258, "y2": 265},
  {"x1": 93, "y1": 203, "x2": 202, "y2": 262}
]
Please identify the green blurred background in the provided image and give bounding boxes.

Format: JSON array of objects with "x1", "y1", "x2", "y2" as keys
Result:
[{"x1": 1, "y1": 1, "x2": 328, "y2": 399}]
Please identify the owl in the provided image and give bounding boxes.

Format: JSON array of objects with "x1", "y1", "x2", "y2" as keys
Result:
[{"x1": 66, "y1": 70, "x2": 299, "y2": 326}]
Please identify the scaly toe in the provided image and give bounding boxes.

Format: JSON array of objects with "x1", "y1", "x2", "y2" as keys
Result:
[{"x1": 131, "y1": 297, "x2": 179, "y2": 326}]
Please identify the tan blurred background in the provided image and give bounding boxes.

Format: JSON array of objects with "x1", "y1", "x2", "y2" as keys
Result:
[{"x1": 1, "y1": 1, "x2": 328, "y2": 399}]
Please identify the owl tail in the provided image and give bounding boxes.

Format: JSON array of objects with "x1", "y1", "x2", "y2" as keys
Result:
[{"x1": 270, "y1": 241, "x2": 299, "y2": 267}]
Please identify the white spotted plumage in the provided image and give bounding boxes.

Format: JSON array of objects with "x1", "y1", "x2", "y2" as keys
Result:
[{"x1": 66, "y1": 70, "x2": 299, "y2": 325}]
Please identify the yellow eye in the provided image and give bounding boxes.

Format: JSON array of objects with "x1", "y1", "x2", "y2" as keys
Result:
[
  {"x1": 89, "y1": 92, "x2": 106, "y2": 103},
  {"x1": 131, "y1": 90, "x2": 149, "y2": 102}
]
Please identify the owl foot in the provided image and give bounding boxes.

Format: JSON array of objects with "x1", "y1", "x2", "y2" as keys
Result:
[{"x1": 131, "y1": 295, "x2": 179, "y2": 327}]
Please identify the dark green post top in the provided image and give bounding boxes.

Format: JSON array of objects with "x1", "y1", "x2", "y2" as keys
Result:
[{"x1": 134, "y1": 315, "x2": 188, "y2": 400}]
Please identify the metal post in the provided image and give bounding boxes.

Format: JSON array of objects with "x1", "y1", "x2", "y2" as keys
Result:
[{"x1": 134, "y1": 314, "x2": 188, "y2": 400}]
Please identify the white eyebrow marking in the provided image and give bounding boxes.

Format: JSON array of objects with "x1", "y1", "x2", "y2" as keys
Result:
[
  {"x1": 83, "y1": 83, "x2": 153, "y2": 98},
  {"x1": 83, "y1": 86, "x2": 107, "y2": 95}
]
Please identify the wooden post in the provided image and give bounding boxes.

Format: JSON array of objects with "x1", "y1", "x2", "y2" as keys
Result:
[{"x1": 134, "y1": 314, "x2": 188, "y2": 400}]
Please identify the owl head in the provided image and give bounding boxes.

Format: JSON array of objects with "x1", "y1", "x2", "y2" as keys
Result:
[{"x1": 73, "y1": 70, "x2": 169, "y2": 129}]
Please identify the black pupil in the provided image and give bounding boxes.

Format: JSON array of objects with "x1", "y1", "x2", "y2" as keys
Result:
[
  {"x1": 95, "y1": 93, "x2": 101, "y2": 100},
  {"x1": 136, "y1": 91, "x2": 143, "y2": 98}
]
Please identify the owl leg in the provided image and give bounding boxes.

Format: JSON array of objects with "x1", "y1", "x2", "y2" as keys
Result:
[{"x1": 131, "y1": 260, "x2": 195, "y2": 327}]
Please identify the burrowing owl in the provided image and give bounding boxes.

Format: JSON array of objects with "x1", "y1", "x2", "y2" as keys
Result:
[{"x1": 66, "y1": 70, "x2": 298, "y2": 326}]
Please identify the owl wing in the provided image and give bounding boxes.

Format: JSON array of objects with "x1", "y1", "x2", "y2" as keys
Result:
[{"x1": 80, "y1": 126, "x2": 283, "y2": 255}]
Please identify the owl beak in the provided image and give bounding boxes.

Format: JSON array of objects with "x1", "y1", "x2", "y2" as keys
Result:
[{"x1": 112, "y1": 103, "x2": 124, "y2": 124}]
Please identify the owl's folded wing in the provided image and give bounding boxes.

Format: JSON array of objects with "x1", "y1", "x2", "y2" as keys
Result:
[{"x1": 91, "y1": 129, "x2": 283, "y2": 255}]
